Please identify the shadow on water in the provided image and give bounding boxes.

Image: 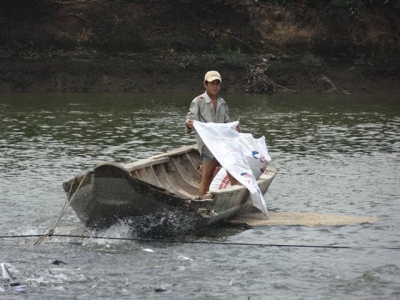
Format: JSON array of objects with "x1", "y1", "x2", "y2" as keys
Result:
[
  {"x1": 90, "y1": 212, "x2": 207, "y2": 239},
  {"x1": 87, "y1": 212, "x2": 249, "y2": 240}
]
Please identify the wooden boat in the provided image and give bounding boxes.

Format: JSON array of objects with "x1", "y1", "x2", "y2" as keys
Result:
[{"x1": 63, "y1": 145, "x2": 276, "y2": 232}]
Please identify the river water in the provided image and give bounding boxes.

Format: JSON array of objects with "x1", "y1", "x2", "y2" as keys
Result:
[{"x1": 1, "y1": 93, "x2": 399, "y2": 299}]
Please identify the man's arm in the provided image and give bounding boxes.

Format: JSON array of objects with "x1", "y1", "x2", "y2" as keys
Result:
[
  {"x1": 224, "y1": 103, "x2": 230, "y2": 123},
  {"x1": 184, "y1": 99, "x2": 200, "y2": 133}
]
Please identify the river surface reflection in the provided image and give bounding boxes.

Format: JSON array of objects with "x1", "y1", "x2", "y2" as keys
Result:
[{"x1": 0, "y1": 93, "x2": 399, "y2": 299}]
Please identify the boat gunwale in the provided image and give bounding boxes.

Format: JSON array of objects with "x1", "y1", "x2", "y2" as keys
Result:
[
  {"x1": 123, "y1": 156, "x2": 171, "y2": 172},
  {"x1": 64, "y1": 161, "x2": 276, "y2": 201},
  {"x1": 63, "y1": 146, "x2": 276, "y2": 204}
]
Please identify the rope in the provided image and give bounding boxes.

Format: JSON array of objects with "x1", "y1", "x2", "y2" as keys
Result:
[
  {"x1": 34, "y1": 173, "x2": 88, "y2": 246},
  {"x1": 0, "y1": 234, "x2": 396, "y2": 250}
]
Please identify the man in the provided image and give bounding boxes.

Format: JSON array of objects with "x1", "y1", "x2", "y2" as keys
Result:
[{"x1": 185, "y1": 70, "x2": 238, "y2": 196}]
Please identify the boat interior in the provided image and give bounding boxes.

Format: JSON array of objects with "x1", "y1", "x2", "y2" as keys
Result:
[{"x1": 124, "y1": 146, "x2": 203, "y2": 199}]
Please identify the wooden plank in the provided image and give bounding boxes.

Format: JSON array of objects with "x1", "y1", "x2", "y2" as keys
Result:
[
  {"x1": 169, "y1": 157, "x2": 199, "y2": 195},
  {"x1": 124, "y1": 157, "x2": 170, "y2": 172},
  {"x1": 144, "y1": 166, "x2": 161, "y2": 187}
]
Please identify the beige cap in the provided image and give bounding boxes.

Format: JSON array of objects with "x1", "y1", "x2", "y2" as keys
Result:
[{"x1": 204, "y1": 70, "x2": 222, "y2": 83}]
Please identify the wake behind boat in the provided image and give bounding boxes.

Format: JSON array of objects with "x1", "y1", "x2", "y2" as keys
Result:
[{"x1": 63, "y1": 145, "x2": 276, "y2": 232}]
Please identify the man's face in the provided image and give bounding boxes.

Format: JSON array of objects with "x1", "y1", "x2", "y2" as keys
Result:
[{"x1": 204, "y1": 80, "x2": 221, "y2": 96}]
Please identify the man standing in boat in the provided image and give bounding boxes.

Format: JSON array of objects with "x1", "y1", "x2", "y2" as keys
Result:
[{"x1": 185, "y1": 70, "x2": 239, "y2": 197}]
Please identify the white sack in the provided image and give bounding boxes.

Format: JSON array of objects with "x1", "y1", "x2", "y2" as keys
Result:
[
  {"x1": 210, "y1": 168, "x2": 231, "y2": 190},
  {"x1": 193, "y1": 120, "x2": 268, "y2": 216},
  {"x1": 210, "y1": 133, "x2": 271, "y2": 190}
]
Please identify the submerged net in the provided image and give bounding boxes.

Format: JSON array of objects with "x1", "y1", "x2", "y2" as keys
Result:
[{"x1": 229, "y1": 212, "x2": 377, "y2": 227}]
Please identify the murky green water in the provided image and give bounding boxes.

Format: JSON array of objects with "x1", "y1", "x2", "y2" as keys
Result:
[{"x1": 1, "y1": 93, "x2": 399, "y2": 299}]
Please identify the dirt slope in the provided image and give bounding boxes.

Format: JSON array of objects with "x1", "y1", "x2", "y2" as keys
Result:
[{"x1": 0, "y1": 0, "x2": 399, "y2": 93}]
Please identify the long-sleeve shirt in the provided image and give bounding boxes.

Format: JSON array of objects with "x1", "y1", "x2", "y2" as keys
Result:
[{"x1": 185, "y1": 91, "x2": 230, "y2": 154}]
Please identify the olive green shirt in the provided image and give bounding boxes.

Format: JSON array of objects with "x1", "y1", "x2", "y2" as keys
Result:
[{"x1": 185, "y1": 91, "x2": 230, "y2": 154}]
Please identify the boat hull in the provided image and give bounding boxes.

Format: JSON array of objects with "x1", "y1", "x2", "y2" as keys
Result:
[{"x1": 63, "y1": 145, "x2": 276, "y2": 232}]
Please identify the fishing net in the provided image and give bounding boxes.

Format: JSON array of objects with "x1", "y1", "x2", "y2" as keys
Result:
[{"x1": 229, "y1": 212, "x2": 377, "y2": 227}]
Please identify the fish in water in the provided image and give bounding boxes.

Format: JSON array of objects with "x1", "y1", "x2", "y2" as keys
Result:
[
  {"x1": 52, "y1": 260, "x2": 67, "y2": 265},
  {"x1": 0, "y1": 262, "x2": 27, "y2": 294},
  {"x1": 141, "y1": 248, "x2": 154, "y2": 253},
  {"x1": 0, "y1": 262, "x2": 12, "y2": 281}
]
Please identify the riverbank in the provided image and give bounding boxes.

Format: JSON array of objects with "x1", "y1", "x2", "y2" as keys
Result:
[
  {"x1": 1, "y1": 54, "x2": 399, "y2": 94},
  {"x1": 1, "y1": 0, "x2": 399, "y2": 94}
]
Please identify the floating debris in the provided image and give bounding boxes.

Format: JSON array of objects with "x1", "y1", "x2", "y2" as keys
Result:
[{"x1": 245, "y1": 64, "x2": 275, "y2": 94}]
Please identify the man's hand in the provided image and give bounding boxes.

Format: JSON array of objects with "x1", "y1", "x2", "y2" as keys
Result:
[
  {"x1": 186, "y1": 119, "x2": 194, "y2": 129},
  {"x1": 236, "y1": 125, "x2": 241, "y2": 132}
]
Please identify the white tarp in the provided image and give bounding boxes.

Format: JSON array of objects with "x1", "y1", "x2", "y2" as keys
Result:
[
  {"x1": 193, "y1": 120, "x2": 268, "y2": 216},
  {"x1": 210, "y1": 133, "x2": 271, "y2": 190}
]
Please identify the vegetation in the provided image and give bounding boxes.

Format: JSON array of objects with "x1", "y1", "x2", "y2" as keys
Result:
[{"x1": 259, "y1": 0, "x2": 397, "y2": 10}]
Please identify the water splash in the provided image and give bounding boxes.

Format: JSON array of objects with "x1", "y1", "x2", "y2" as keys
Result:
[{"x1": 329, "y1": 263, "x2": 346, "y2": 280}]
